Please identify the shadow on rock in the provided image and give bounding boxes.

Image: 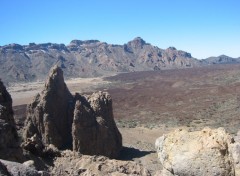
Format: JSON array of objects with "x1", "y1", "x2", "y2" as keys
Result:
[{"x1": 118, "y1": 146, "x2": 155, "y2": 161}]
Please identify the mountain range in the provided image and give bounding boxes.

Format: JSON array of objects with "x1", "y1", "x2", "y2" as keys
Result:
[{"x1": 0, "y1": 37, "x2": 239, "y2": 84}]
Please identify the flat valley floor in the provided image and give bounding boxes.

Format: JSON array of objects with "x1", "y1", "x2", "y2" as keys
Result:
[{"x1": 10, "y1": 64, "x2": 240, "y2": 174}]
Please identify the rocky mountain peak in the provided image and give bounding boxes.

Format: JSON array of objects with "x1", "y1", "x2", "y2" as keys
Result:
[
  {"x1": 2, "y1": 43, "x2": 23, "y2": 51},
  {"x1": 82, "y1": 40, "x2": 100, "y2": 45},
  {"x1": 167, "y1": 47, "x2": 177, "y2": 50},
  {"x1": 133, "y1": 37, "x2": 146, "y2": 43},
  {"x1": 69, "y1": 39, "x2": 100, "y2": 46},
  {"x1": 218, "y1": 54, "x2": 231, "y2": 59},
  {"x1": 203, "y1": 54, "x2": 239, "y2": 65},
  {"x1": 69, "y1": 40, "x2": 83, "y2": 46},
  {"x1": 24, "y1": 43, "x2": 68, "y2": 51},
  {"x1": 127, "y1": 37, "x2": 147, "y2": 49}
]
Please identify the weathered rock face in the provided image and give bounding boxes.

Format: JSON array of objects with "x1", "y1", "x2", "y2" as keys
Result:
[
  {"x1": 72, "y1": 92, "x2": 122, "y2": 158},
  {"x1": 231, "y1": 130, "x2": 240, "y2": 175},
  {"x1": 155, "y1": 128, "x2": 235, "y2": 176},
  {"x1": 23, "y1": 65, "x2": 74, "y2": 149},
  {"x1": 23, "y1": 66, "x2": 122, "y2": 158},
  {"x1": 0, "y1": 80, "x2": 18, "y2": 149}
]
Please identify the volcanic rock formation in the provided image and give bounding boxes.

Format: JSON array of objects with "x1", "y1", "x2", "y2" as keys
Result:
[
  {"x1": 23, "y1": 65, "x2": 74, "y2": 149},
  {"x1": 72, "y1": 92, "x2": 122, "y2": 158},
  {"x1": 23, "y1": 66, "x2": 122, "y2": 158},
  {"x1": 155, "y1": 127, "x2": 236, "y2": 176},
  {"x1": 0, "y1": 80, "x2": 18, "y2": 150}
]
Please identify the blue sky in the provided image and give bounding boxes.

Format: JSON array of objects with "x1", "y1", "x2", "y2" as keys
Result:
[{"x1": 0, "y1": 0, "x2": 239, "y2": 59}]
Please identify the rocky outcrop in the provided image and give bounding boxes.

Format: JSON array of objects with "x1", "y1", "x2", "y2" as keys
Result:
[
  {"x1": 155, "y1": 128, "x2": 236, "y2": 176},
  {"x1": 23, "y1": 65, "x2": 74, "y2": 149},
  {"x1": 51, "y1": 150, "x2": 151, "y2": 176},
  {"x1": 72, "y1": 92, "x2": 122, "y2": 158},
  {"x1": 23, "y1": 66, "x2": 122, "y2": 158},
  {"x1": 0, "y1": 159, "x2": 49, "y2": 176},
  {"x1": 231, "y1": 130, "x2": 240, "y2": 175},
  {"x1": 0, "y1": 80, "x2": 18, "y2": 150}
]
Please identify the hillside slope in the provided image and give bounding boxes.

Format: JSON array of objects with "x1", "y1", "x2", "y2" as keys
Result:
[{"x1": 0, "y1": 37, "x2": 202, "y2": 84}]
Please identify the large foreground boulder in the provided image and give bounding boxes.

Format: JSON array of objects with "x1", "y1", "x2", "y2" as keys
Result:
[
  {"x1": 155, "y1": 127, "x2": 236, "y2": 176},
  {"x1": 23, "y1": 66, "x2": 122, "y2": 158},
  {"x1": 0, "y1": 80, "x2": 18, "y2": 150}
]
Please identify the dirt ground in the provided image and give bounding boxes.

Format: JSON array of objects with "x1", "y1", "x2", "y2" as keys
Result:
[
  {"x1": 10, "y1": 64, "x2": 240, "y2": 174},
  {"x1": 8, "y1": 76, "x2": 111, "y2": 106}
]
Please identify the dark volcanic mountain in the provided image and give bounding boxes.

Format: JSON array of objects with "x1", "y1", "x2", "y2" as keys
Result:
[{"x1": 0, "y1": 37, "x2": 238, "y2": 84}]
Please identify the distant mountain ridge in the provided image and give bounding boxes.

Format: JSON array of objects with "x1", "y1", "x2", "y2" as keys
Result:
[
  {"x1": 202, "y1": 55, "x2": 240, "y2": 65},
  {"x1": 0, "y1": 37, "x2": 239, "y2": 84}
]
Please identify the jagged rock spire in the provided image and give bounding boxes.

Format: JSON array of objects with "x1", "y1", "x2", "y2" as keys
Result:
[
  {"x1": 0, "y1": 79, "x2": 18, "y2": 149},
  {"x1": 24, "y1": 65, "x2": 74, "y2": 149},
  {"x1": 23, "y1": 66, "x2": 122, "y2": 158}
]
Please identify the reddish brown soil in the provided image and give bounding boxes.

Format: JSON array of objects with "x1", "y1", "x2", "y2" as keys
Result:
[
  {"x1": 105, "y1": 64, "x2": 240, "y2": 134},
  {"x1": 13, "y1": 64, "x2": 240, "y2": 136}
]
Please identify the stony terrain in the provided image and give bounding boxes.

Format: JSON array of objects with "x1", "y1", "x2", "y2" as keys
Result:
[
  {"x1": 4, "y1": 37, "x2": 240, "y2": 85},
  {"x1": 105, "y1": 64, "x2": 240, "y2": 135},
  {"x1": 2, "y1": 63, "x2": 239, "y2": 175},
  {"x1": 50, "y1": 150, "x2": 151, "y2": 176},
  {"x1": 155, "y1": 127, "x2": 237, "y2": 175},
  {"x1": 0, "y1": 66, "x2": 151, "y2": 176}
]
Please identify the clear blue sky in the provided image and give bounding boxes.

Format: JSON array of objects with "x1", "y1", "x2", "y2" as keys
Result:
[{"x1": 0, "y1": 0, "x2": 239, "y2": 59}]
